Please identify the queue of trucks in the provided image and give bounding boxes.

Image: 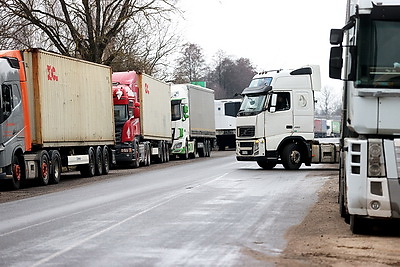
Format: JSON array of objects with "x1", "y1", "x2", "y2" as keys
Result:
[
  {"x1": 0, "y1": 49, "x2": 216, "y2": 190},
  {"x1": 2, "y1": 0, "x2": 399, "y2": 235}
]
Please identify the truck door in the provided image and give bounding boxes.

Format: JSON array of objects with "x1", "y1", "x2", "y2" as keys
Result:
[
  {"x1": 0, "y1": 82, "x2": 25, "y2": 166},
  {"x1": 293, "y1": 90, "x2": 314, "y2": 136},
  {"x1": 265, "y1": 92, "x2": 293, "y2": 150}
]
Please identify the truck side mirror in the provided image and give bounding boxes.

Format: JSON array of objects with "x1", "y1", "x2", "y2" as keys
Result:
[
  {"x1": 134, "y1": 102, "x2": 140, "y2": 118},
  {"x1": 329, "y1": 47, "x2": 343, "y2": 79},
  {"x1": 330, "y1": 29, "x2": 343, "y2": 45},
  {"x1": 182, "y1": 105, "x2": 189, "y2": 121},
  {"x1": 269, "y1": 94, "x2": 277, "y2": 113}
]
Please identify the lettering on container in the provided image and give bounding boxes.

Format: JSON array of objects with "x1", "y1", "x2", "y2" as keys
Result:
[
  {"x1": 47, "y1": 65, "x2": 58, "y2": 81},
  {"x1": 145, "y1": 83, "x2": 150, "y2": 94}
]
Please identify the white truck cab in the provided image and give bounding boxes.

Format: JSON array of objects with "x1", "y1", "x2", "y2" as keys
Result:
[{"x1": 236, "y1": 66, "x2": 337, "y2": 170}]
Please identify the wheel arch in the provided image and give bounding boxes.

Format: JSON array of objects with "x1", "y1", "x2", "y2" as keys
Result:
[{"x1": 277, "y1": 136, "x2": 310, "y2": 163}]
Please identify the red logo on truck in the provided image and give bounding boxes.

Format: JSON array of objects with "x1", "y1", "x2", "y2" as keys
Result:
[
  {"x1": 145, "y1": 83, "x2": 150, "y2": 94},
  {"x1": 47, "y1": 65, "x2": 58, "y2": 81}
]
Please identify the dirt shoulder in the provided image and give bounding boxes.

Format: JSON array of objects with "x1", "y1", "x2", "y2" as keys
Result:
[{"x1": 280, "y1": 173, "x2": 400, "y2": 266}]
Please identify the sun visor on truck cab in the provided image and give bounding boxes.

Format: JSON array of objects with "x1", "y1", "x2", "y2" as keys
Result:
[{"x1": 241, "y1": 85, "x2": 272, "y2": 96}]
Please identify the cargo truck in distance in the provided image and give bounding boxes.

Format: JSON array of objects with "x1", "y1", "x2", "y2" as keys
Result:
[
  {"x1": 236, "y1": 65, "x2": 339, "y2": 170},
  {"x1": 0, "y1": 49, "x2": 115, "y2": 189},
  {"x1": 112, "y1": 71, "x2": 171, "y2": 167},
  {"x1": 214, "y1": 99, "x2": 242, "y2": 150},
  {"x1": 329, "y1": 0, "x2": 400, "y2": 233},
  {"x1": 171, "y1": 84, "x2": 216, "y2": 159}
]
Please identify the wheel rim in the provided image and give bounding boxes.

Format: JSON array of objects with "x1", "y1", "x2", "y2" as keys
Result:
[
  {"x1": 13, "y1": 163, "x2": 21, "y2": 181},
  {"x1": 42, "y1": 160, "x2": 49, "y2": 181},
  {"x1": 290, "y1": 150, "x2": 301, "y2": 164}
]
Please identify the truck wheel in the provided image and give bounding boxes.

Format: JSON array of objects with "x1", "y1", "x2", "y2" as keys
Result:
[
  {"x1": 10, "y1": 154, "x2": 23, "y2": 190},
  {"x1": 144, "y1": 143, "x2": 151, "y2": 166},
  {"x1": 350, "y1": 215, "x2": 367, "y2": 234},
  {"x1": 164, "y1": 142, "x2": 170, "y2": 162},
  {"x1": 281, "y1": 143, "x2": 302, "y2": 170},
  {"x1": 160, "y1": 142, "x2": 166, "y2": 163},
  {"x1": 206, "y1": 140, "x2": 211, "y2": 157},
  {"x1": 198, "y1": 141, "x2": 205, "y2": 158},
  {"x1": 38, "y1": 150, "x2": 50, "y2": 186},
  {"x1": 81, "y1": 147, "x2": 96, "y2": 177},
  {"x1": 179, "y1": 143, "x2": 189, "y2": 160},
  {"x1": 102, "y1": 146, "x2": 110, "y2": 175},
  {"x1": 257, "y1": 161, "x2": 276, "y2": 170},
  {"x1": 95, "y1": 146, "x2": 103, "y2": 176},
  {"x1": 132, "y1": 141, "x2": 140, "y2": 168},
  {"x1": 49, "y1": 150, "x2": 61, "y2": 184}
]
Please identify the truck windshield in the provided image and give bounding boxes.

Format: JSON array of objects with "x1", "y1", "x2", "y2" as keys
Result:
[
  {"x1": 171, "y1": 100, "x2": 181, "y2": 121},
  {"x1": 237, "y1": 95, "x2": 266, "y2": 116},
  {"x1": 248, "y1": 77, "x2": 272, "y2": 88},
  {"x1": 356, "y1": 17, "x2": 400, "y2": 88},
  {"x1": 114, "y1": 105, "x2": 128, "y2": 122}
]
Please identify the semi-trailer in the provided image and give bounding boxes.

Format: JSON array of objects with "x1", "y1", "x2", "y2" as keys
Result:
[
  {"x1": 171, "y1": 84, "x2": 216, "y2": 159},
  {"x1": 112, "y1": 71, "x2": 171, "y2": 167},
  {"x1": 0, "y1": 49, "x2": 115, "y2": 189}
]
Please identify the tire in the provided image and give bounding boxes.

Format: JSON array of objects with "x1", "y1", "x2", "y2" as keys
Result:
[
  {"x1": 80, "y1": 147, "x2": 95, "y2": 177},
  {"x1": 102, "y1": 146, "x2": 110, "y2": 175},
  {"x1": 198, "y1": 141, "x2": 205, "y2": 158},
  {"x1": 49, "y1": 150, "x2": 62, "y2": 184},
  {"x1": 94, "y1": 146, "x2": 103, "y2": 176},
  {"x1": 164, "y1": 142, "x2": 170, "y2": 162},
  {"x1": 179, "y1": 143, "x2": 189, "y2": 160},
  {"x1": 144, "y1": 143, "x2": 151, "y2": 166},
  {"x1": 131, "y1": 141, "x2": 140, "y2": 168},
  {"x1": 257, "y1": 161, "x2": 276, "y2": 170},
  {"x1": 38, "y1": 150, "x2": 50, "y2": 186},
  {"x1": 9, "y1": 154, "x2": 23, "y2": 190},
  {"x1": 206, "y1": 140, "x2": 211, "y2": 157},
  {"x1": 350, "y1": 215, "x2": 366, "y2": 234},
  {"x1": 160, "y1": 142, "x2": 165, "y2": 163},
  {"x1": 281, "y1": 143, "x2": 302, "y2": 170}
]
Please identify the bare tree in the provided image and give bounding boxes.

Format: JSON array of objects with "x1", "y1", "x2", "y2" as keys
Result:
[
  {"x1": 174, "y1": 43, "x2": 206, "y2": 83},
  {"x1": 206, "y1": 52, "x2": 256, "y2": 99},
  {"x1": 0, "y1": 0, "x2": 179, "y2": 66},
  {"x1": 315, "y1": 86, "x2": 342, "y2": 118}
]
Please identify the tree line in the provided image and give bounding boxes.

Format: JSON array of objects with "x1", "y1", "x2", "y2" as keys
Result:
[{"x1": 0, "y1": 0, "x2": 255, "y2": 99}]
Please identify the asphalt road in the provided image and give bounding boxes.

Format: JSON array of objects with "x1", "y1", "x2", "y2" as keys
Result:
[{"x1": 0, "y1": 152, "x2": 334, "y2": 266}]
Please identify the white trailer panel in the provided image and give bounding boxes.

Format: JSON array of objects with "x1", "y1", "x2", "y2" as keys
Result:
[
  {"x1": 188, "y1": 84, "x2": 216, "y2": 138},
  {"x1": 23, "y1": 49, "x2": 115, "y2": 147},
  {"x1": 138, "y1": 73, "x2": 171, "y2": 141}
]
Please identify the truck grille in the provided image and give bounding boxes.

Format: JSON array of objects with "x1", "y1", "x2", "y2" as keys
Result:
[{"x1": 237, "y1": 126, "x2": 255, "y2": 137}]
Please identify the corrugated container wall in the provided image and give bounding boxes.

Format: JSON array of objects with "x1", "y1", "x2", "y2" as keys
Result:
[
  {"x1": 138, "y1": 73, "x2": 171, "y2": 141},
  {"x1": 23, "y1": 49, "x2": 115, "y2": 147},
  {"x1": 188, "y1": 85, "x2": 216, "y2": 138}
]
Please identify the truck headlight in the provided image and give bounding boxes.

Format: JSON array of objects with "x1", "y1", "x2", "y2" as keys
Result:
[
  {"x1": 174, "y1": 142, "x2": 183, "y2": 149},
  {"x1": 368, "y1": 139, "x2": 386, "y2": 177}
]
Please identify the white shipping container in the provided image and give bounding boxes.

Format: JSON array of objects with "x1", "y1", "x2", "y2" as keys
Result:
[
  {"x1": 138, "y1": 73, "x2": 171, "y2": 141},
  {"x1": 23, "y1": 49, "x2": 115, "y2": 147}
]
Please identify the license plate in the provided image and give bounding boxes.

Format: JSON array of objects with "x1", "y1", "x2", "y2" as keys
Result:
[{"x1": 242, "y1": 151, "x2": 248, "y2": 155}]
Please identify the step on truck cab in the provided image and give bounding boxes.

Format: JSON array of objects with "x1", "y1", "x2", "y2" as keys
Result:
[{"x1": 236, "y1": 65, "x2": 339, "y2": 170}]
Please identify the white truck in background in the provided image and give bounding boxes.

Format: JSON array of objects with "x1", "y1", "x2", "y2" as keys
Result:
[
  {"x1": 171, "y1": 84, "x2": 216, "y2": 159},
  {"x1": 236, "y1": 65, "x2": 339, "y2": 170},
  {"x1": 214, "y1": 99, "x2": 242, "y2": 150},
  {"x1": 329, "y1": 0, "x2": 400, "y2": 233}
]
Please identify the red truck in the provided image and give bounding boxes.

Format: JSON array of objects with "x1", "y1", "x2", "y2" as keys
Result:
[
  {"x1": 112, "y1": 71, "x2": 171, "y2": 167},
  {"x1": 0, "y1": 49, "x2": 115, "y2": 189}
]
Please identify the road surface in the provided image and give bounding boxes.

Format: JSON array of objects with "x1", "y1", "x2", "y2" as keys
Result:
[{"x1": 0, "y1": 152, "x2": 334, "y2": 266}]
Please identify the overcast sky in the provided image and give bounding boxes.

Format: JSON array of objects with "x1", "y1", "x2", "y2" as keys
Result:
[{"x1": 176, "y1": 0, "x2": 348, "y2": 91}]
